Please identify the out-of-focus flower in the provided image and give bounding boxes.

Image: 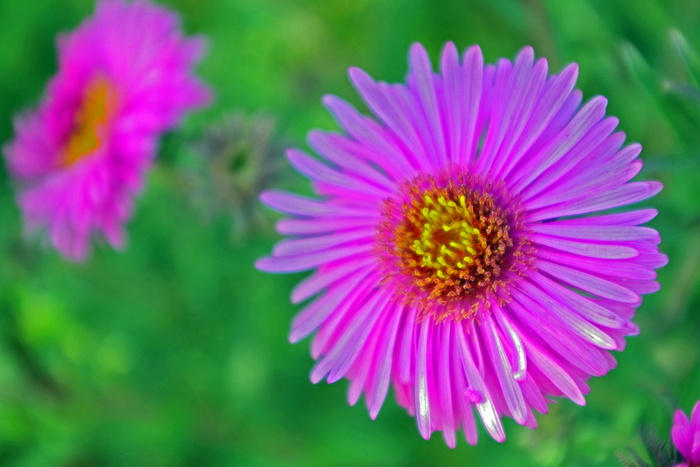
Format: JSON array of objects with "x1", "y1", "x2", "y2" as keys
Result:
[
  {"x1": 672, "y1": 401, "x2": 700, "y2": 467},
  {"x1": 257, "y1": 43, "x2": 666, "y2": 446},
  {"x1": 185, "y1": 113, "x2": 286, "y2": 240},
  {"x1": 4, "y1": 0, "x2": 210, "y2": 260}
]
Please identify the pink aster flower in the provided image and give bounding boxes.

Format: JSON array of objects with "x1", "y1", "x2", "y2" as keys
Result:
[
  {"x1": 256, "y1": 43, "x2": 667, "y2": 446},
  {"x1": 4, "y1": 0, "x2": 210, "y2": 260},
  {"x1": 672, "y1": 401, "x2": 700, "y2": 467}
]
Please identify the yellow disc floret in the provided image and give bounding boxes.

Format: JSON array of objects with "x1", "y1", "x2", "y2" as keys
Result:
[{"x1": 411, "y1": 193, "x2": 488, "y2": 277}]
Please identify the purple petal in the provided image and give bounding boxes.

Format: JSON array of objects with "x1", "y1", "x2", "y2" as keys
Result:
[
  {"x1": 510, "y1": 96, "x2": 608, "y2": 192},
  {"x1": 437, "y1": 323, "x2": 457, "y2": 447},
  {"x1": 481, "y1": 311, "x2": 528, "y2": 424},
  {"x1": 549, "y1": 208, "x2": 657, "y2": 227},
  {"x1": 532, "y1": 223, "x2": 659, "y2": 243},
  {"x1": 517, "y1": 279, "x2": 618, "y2": 348},
  {"x1": 291, "y1": 255, "x2": 375, "y2": 303},
  {"x1": 261, "y1": 191, "x2": 378, "y2": 218},
  {"x1": 307, "y1": 130, "x2": 396, "y2": 190},
  {"x1": 272, "y1": 228, "x2": 374, "y2": 257},
  {"x1": 311, "y1": 288, "x2": 389, "y2": 384},
  {"x1": 287, "y1": 149, "x2": 391, "y2": 198},
  {"x1": 415, "y1": 320, "x2": 433, "y2": 439},
  {"x1": 527, "y1": 181, "x2": 663, "y2": 222},
  {"x1": 367, "y1": 302, "x2": 403, "y2": 419},
  {"x1": 255, "y1": 243, "x2": 371, "y2": 273},
  {"x1": 522, "y1": 339, "x2": 586, "y2": 405},
  {"x1": 323, "y1": 95, "x2": 414, "y2": 180},
  {"x1": 537, "y1": 260, "x2": 640, "y2": 304},
  {"x1": 408, "y1": 43, "x2": 447, "y2": 167},
  {"x1": 290, "y1": 268, "x2": 376, "y2": 342},
  {"x1": 276, "y1": 217, "x2": 374, "y2": 235},
  {"x1": 455, "y1": 323, "x2": 506, "y2": 442},
  {"x1": 531, "y1": 233, "x2": 639, "y2": 259},
  {"x1": 459, "y1": 45, "x2": 484, "y2": 166},
  {"x1": 495, "y1": 63, "x2": 579, "y2": 181},
  {"x1": 348, "y1": 68, "x2": 432, "y2": 172}
]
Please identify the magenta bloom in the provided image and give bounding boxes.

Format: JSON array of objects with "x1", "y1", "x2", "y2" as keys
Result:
[
  {"x1": 257, "y1": 43, "x2": 666, "y2": 446},
  {"x1": 4, "y1": 0, "x2": 210, "y2": 260},
  {"x1": 672, "y1": 401, "x2": 700, "y2": 467}
]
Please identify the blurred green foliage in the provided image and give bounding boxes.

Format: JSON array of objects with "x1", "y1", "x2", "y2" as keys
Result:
[{"x1": 0, "y1": 0, "x2": 699, "y2": 465}]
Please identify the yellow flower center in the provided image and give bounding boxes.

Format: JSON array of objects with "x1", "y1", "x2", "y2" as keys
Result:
[
  {"x1": 377, "y1": 173, "x2": 532, "y2": 321},
  {"x1": 60, "y1": 76, "x2": 118, "y2": 168}
]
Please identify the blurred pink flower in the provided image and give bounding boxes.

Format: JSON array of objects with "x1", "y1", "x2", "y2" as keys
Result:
[
  {"x1": 4, "y1": 0, "x2": 210, "y2": 260},
  {"x1": 672, "y1": 401, "x2": 700, "y2": 467},
  {"x1": 257, "y1": 43, "x2": 666, "y2": 446}
]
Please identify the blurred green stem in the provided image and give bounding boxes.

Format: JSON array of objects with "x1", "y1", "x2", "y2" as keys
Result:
[{"x1": 665, "y1": 223, "x2": 700, "y2": 320}]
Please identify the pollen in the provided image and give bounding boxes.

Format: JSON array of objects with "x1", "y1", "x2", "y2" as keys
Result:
[
  {"x1": 377, "y1": 173, "x2": 532, "y2": 321},
  {"x1": 60, "y1": 76, "x2": 118, "y2": 168}
]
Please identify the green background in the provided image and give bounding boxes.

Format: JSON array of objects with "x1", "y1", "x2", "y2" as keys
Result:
[{"x1": 1, "y1": 0, "x2": 699, "y2": 465}]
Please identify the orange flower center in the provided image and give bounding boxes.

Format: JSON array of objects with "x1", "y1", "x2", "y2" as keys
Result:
[
  {"x1": 393, "y1": 186, "x2": 512, "y2": 301},
  {"x1": 60, "y1": 76, "x2": 118, "y2": 168}
]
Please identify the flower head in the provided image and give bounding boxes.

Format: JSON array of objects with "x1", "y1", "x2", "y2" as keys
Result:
[
  {"x1": 257, "y1": 43, "x2": 666, "y2": 446},
  {"x1": 4, "y1": 0, "x2": 210, "y2": 260},
  {"x1": 672, "y1": 401, "x2": 700, "y2": 467},
  {"x1": 185, "y1": 112, "x2": 286, "y2": 240}
]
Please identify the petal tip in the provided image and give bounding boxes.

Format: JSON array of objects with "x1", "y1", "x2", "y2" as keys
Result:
[
  {"x1": 254, "y1": 257, "x2": 273, "y2": 272},
  {"x1": 348, "y1": 66, "x2": 369, "y2": 82}
]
